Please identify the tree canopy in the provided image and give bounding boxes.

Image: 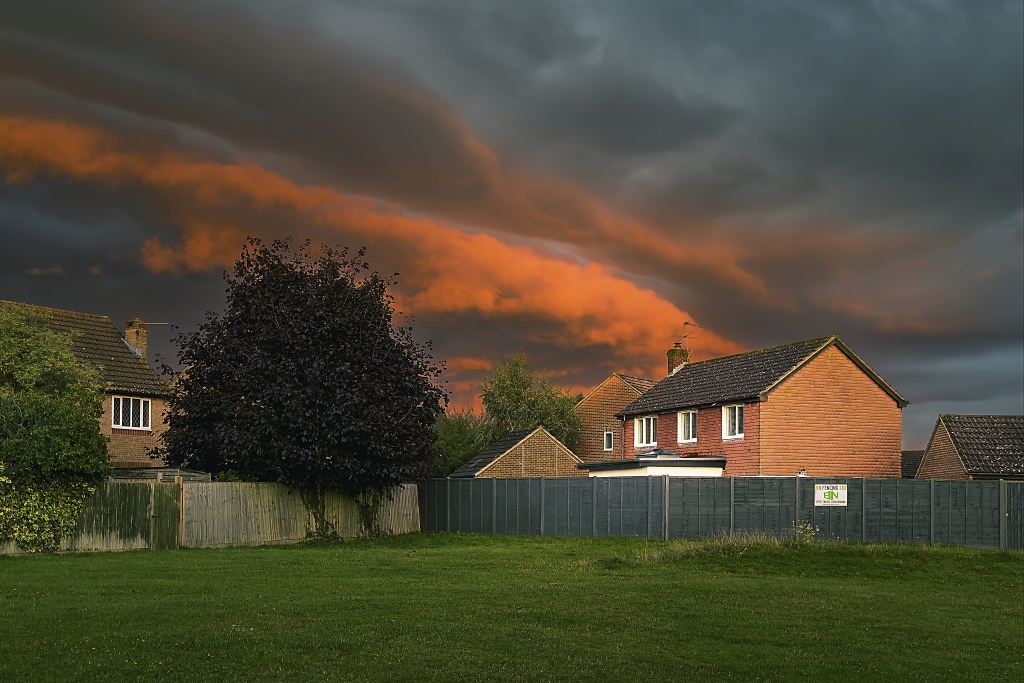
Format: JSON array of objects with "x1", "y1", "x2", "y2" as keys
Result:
[
  {"x1": 435, "y1": 351, "x2": 582, "y2": 474},
  {"x1": 159, "y1": 238, "x2": 446, "y2": 506},
  {"x1": 0, "y1": 305, "x2": 108, "y2": 486},
  {"x1": 0, "y1": 304, "x2": 109, "y2": 551}
]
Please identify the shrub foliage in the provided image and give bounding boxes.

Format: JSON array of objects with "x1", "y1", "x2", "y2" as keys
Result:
[{"x1": 0, "y1": 305, "x2": 109, "y2": 551}]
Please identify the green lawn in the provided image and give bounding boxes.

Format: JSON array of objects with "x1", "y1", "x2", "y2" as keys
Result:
[{"x1": 0, "y1": 534, "x2": 1020, "y2": 682}]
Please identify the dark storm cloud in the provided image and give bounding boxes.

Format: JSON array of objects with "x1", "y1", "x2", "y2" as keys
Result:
[{"x1": 0, "y1": 0, "x2": 1020, "y2": 445}]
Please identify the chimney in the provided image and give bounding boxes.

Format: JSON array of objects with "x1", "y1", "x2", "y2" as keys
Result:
[
  {"x1": 667, "y1": 342, "x2": 689, "y2": 375},
  {"x1": 125, "y1": 318, "x2": 148, "y2": 361}
]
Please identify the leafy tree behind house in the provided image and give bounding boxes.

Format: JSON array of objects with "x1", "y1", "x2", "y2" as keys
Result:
[
  {"x1": 0, "y1": 304, "x2": 109, "y2": 551},
  {"x1": 159, "y1": 238, "x2": 446, "y2": 533},
  {"x1": 435, "y1": 351, "x2": 583, "y2": 474}
]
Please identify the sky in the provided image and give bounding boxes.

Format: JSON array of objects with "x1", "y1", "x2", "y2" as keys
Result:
[{"x1": 1, "y1": 0, "x2": 1021, "y2": 449}]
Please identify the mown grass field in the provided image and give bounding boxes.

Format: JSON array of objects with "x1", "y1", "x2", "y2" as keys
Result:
[{"x1": 0, "y1": 534, "x2": 1020, "y2": 682}]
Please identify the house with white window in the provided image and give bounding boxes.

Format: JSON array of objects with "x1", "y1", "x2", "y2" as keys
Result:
[
  {"x1": 612, "y1": 335, "x2": 908, "y2": 478},
  {"x1": 573, "y1": 373, "x2": 654, "y2": 462},
  {"x1": 3, "y1": 301, "x2": 171, "y2": 470}
]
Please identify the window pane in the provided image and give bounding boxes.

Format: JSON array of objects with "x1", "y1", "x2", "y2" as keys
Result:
[
  {"x1": 113, "y1": 398, "x2": 121, "y2": 427},
  {"x1": 737, "y1": 406, "x2": 744, "y2": 435},
  {"x1": 142, "y1": 400, "x2": 150, "y2": 429},
  {"x1": 131, "y1": 398, "x2": 140, "y2": 428}
]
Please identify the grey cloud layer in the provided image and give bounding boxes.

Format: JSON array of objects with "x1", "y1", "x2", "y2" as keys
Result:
[{"x1": 1, "y1": 0, "x2": 1021, "y2": 446}]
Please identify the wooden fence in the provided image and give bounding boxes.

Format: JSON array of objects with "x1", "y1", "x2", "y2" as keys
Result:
[{"x1": 1, "y1": 481, "x2": 420, "y2": 553}]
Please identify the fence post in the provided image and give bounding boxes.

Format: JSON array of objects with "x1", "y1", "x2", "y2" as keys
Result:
[
  {"x1": 663, "y1": 476, "x2": 670, "y2": 541},
  {"x1": 445, "y1": 478, "x2": 451, "y2": 533},
  {"x1": 729, "y1": 476, "x2": 735, "y2": 538},
  {"x1": 861, "y1": 478, "x2": 867, "y2": 543},
  {"x1": 539, "y1": 477, "x2": 545, "y2": 536},
  {"x1": 647, "y1": 477, "x2": 652, "y2": 539},
  {"x1": 592, "y1": 478, "x2": 597, "y2": 538},
  {"x1": 492, "y1": 478, "x2": 497, "y2": 535},
  {"x1": 999, "y1": 480, "x2": 1007, "y2": 550},
  {"x1": 794, "y1": 477, "x2": 800, "y2": 538},
  {"x1": 929, "y1": 479, "x2": 935, "y2": 545},
  {"x1": 176, "y1": 476, "x2": 185, "y2": 548}
]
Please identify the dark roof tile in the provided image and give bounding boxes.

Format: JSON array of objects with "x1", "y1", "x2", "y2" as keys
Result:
[
  {"x1": 449, "y1": 428, "x2": 536, "y2": 478},
  {"x1": 941, "y1": 414, "x2": 1023, "y2": 477},
  {"x1": 620, "y1": 335, "x2": 906, "y2": 417},
  {"x1": 3, "y1": 301, "x2": 169, "y2": 397},
  {"x1": 901, "y1": 450, "x2": 925, "y2": 478}
]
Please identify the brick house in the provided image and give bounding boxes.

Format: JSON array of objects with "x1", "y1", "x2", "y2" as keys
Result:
[
  {"x1": 3, "y1": 301, "x2": 171, "y2": 469},
  {"x1": 573, "y1": 373, "x2": 654, "y2": 462},
  {"x1": 617, "y1": 335, "x2": 908, "y2": 477},
  {"x1": 449, "y1": 427, "x2": 585, "y2": 478},
  {"x1": 915, "y1": 414, "x2": 1023, "y2": 480}
]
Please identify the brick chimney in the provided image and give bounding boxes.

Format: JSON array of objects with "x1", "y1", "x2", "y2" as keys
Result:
[
  {"x1": 667, "y1": 342, "x2": 689, "y2": 375},
  {"x1": 125, "y1": 318, "x2": 147, "y2": 361}
]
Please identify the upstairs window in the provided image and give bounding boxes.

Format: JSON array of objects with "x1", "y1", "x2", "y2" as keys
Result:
[
  {"x1": 678, "y1": 411, "x2": 698, "y2": 443},
  {"x1": 634, "y1": 416, "x2": 657, "y2": 448},
  {"x1": 112, "y1": 396, "x2": 151, "y2": 431},
  {"x1": 723, "y1": 405, "x2": 744, "y2": 440},
  {"x1": 603, "y1": 431, "x2": 614, "y2": 451}
]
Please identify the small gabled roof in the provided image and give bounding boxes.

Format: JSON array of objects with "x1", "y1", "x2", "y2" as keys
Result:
[
  {"x1": 576, "y1": 372, "x2": 655, "y2": 411},
  {"x1": 938, "y1": 414, "x2": 1023, "y2": 477},
  {"x1": 2, "y1": 301, "x2": 170, "y2": 397},
  {"x1": 619, "y1": 335, "x2": 907, "y2": 417},
  {"x1": 617, "y1": 373, "x2": 656, "y2": 395},
  {"x1": 449, "y1": 428, "x2": 536, "y2": 478}
]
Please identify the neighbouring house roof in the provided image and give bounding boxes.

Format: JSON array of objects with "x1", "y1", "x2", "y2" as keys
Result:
[
  {"x1": 619, "y1": 335, "x2": 907, "y2": 417},
  {"x1": 449, "y1": 428, "x2": 536, "y2": 478},
  {"x1": 901, "y1": 450, "x2": 925, "y2": 478},
  {"x1": 938, "y1": 414, "x2": 1024, "y2": 478},
  {"x1": 616, "y1": 373, "x2": 656, "y2": 395},
  {"x1": 2, "y1": 301, "x2": 170, "y2": 397}
]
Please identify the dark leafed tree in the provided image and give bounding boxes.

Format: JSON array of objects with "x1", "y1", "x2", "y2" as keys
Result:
[{"x1": 159, "y1": 238, "x2": 446, "y2": 533}]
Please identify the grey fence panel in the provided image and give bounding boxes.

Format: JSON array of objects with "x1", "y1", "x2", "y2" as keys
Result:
[
  {"x1": 1008, "y1": 484, "x2": 1023, "y2": 550},
  {"x1": 419, "y1": 476, "x2": 1023, "y2": 550}
]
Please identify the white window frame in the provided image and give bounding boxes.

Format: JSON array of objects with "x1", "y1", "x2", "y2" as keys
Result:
[
  {"x1": 677, "y1": 410, "x2": 698, "y2": 443},
  {"x1": 112, "y1": 396, "x2": 152, "y2": 431},
  {"x1": 634, "y1": 416, "x2": 658, "y2": 448},
  {"x1": 722, "y1": 404, "x2": 744, "y2": 440},
  {"x1": 603, "y1": 431, "x2": 614, "y2": 451}
]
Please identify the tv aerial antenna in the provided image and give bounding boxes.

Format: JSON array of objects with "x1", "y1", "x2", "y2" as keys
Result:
[{"x1": 676, "y1": 321, "x2": 701, "y2": 355}]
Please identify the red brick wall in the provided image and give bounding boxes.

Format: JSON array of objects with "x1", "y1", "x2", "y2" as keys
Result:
[
  {"x1": 759, "y1": 344, "x2": 901, "y2": 477},
  {"x1": 100, "y1": 394, "x2": 168, "y2": 468},
  {"x1": 916, "y1": 423, "x2": 968, "y2": 479},
  {"x1": 573, "y1": 376, "x2": 639, "y2": 461},
  {"x1": 478, "y1": 430, "x2": 586, "y2": 478},
  {"x1": 623, "y1": 403, "x2": 761, "y2": 475}
]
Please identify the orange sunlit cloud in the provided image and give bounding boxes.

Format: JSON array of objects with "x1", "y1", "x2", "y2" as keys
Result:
[{"x1": 0, "y1": 115, "x2": 745, "y2": 394}]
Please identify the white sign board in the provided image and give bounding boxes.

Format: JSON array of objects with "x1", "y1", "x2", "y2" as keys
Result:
[{"x1": 814, "y1": 484, "x2": 847, "y2": 507}]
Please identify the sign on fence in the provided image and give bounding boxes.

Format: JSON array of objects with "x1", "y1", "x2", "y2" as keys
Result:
[{"x1": 814, "y1": 484, "x2": 848, "y2": 507}]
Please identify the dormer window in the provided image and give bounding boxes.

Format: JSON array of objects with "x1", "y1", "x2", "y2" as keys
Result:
[{"x1": 112, "y1": 396, "x2": 151, "y2": 431}]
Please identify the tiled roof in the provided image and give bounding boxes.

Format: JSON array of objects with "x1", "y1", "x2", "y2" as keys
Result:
[
  {"x1": 2, "y1": 301, "x2": 170, "y2": 397},
  {"x1": 901, "y1": 450, "x2": 925, "y2": 478},
  {"x1": 616, "y1": 373, "x2": 655, "y2": 395},
  {"x1": 449, "y1": 428, "x2": 535, "y2": 478},
  {"x1": 941, "y1": 414, "x2": 1024, "y2": 477},
  {"x1": 619, "y1": 335, "x2": 906, "y2": 417}
]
